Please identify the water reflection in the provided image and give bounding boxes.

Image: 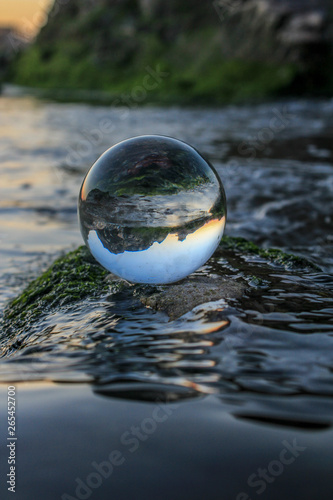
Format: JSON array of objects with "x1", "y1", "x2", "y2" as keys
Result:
[{"x1": 87, "y1": 217, "x2": 225, "y2": 284}]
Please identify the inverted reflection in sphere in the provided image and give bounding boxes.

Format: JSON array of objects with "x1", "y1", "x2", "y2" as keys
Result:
[{"x1": 78, "y1": 135, "x2": 226, "y2": 284}]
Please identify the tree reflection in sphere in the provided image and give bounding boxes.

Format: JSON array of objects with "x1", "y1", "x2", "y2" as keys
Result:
[{"x1": 78, "y1": 135, "x2": 226, "y2": 284}]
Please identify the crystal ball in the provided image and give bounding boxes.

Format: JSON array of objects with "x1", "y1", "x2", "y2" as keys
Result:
[{"x1": 78, "y1": 135, "x2": 226, "y2": 284}]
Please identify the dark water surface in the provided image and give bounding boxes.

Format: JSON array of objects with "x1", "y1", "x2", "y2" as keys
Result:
[{"x1": 0, "y1": 95, "x2": 333, "y2": 499}]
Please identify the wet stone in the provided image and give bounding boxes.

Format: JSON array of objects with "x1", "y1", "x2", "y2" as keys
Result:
[{"x1": 138, "y1": 275, "x2": 246, "y2": 320}]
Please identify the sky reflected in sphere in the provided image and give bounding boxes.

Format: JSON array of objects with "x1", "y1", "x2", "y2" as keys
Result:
[{"x1": 78, "y1": 135, "x2": 226, "y2": 284}]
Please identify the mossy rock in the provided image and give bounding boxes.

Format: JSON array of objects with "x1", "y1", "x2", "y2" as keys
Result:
[
  {"x1": 218, "y1": 236, "x2": 320, "y2": 270},
  {"x1": 1, "y1": 236, "x2": 319, "y2": 333},
  {"x1": 2, "y1": 247, "x2": 121, "y2": 335}
]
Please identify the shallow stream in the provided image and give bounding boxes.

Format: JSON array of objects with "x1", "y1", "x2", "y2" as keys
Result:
[{"x1": 0, "y1": 94, "x2": 332, "y2": 499}]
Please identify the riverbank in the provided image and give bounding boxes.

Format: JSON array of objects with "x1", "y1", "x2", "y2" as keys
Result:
[
  {"x1": 4, "y1": 0, "x2": 333, "y2": 106},
  {"x1": 7, "y1": 54, "x2": 304, "y2": 106}
]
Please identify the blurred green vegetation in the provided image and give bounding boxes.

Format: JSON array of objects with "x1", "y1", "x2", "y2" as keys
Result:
[
  {"x1": 5, "y1": 0, "x2": 333, "y2": 105},
  {"x1": 8, "y1": 39, "x2": 300, "y2": 104}
]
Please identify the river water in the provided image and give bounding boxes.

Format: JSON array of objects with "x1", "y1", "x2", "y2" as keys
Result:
[{"x1": 0, "y1": 94, "x2": 332, "y2": 499}]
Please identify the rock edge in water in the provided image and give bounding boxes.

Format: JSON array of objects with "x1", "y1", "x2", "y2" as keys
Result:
[{"x1": 1, "y1": 236, "x2": 319, "y2": 330}]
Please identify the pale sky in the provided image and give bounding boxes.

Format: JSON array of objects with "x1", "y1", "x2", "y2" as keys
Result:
[{"x1": 0, "y1": 0, "x2": 54, "y2": 35}]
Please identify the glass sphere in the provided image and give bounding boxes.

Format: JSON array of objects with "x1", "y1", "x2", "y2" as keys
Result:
[{"x1": 78, "y1": 135, "x2": 226, "y2": 284}]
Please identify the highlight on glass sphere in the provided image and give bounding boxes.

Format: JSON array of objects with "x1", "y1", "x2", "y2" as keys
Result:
[{"x1": 78, "y1": 135, "x2": 226, "y2": 284}]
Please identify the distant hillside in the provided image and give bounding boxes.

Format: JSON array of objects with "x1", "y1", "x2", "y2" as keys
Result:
[{"x1": 6, "y1": 0, "x2": 333, "y2": 104}]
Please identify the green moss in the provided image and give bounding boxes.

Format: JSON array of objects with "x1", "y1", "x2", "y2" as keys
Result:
[
  {"x1": 2, "y1": 246, "x2": 117, "y2": 333},
  {"x1": 246, "y1": 275, "x2": 265, "y2": 287},
  {"x1": 219, "y1": 236, "x2": 320, "y2": 270}
]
